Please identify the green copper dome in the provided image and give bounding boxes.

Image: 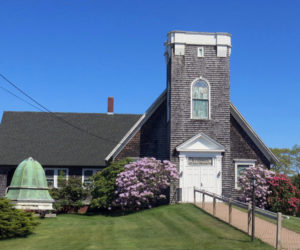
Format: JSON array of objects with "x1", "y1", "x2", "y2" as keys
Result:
[{"x1": 6, "y1": 157, "x2": 54, "y2": 205}]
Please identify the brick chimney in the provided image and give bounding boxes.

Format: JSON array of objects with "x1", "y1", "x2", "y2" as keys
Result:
[{"x1": 107, "y1": 97, "x2": 114, "y2": 114}]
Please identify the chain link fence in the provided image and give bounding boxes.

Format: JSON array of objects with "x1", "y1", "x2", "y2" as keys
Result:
[{"x1": 193, "y1": 187, "x2": 300, "y2": 249}]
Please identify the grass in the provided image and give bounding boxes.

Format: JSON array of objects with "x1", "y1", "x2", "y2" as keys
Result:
[
  {"x1": 283, "y1": 216, "x2": 300, "y2": 233},
  {"x1": 0, "y1": 204, "x2": 272, "y2": 250}
]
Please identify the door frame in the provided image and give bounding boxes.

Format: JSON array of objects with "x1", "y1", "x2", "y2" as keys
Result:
[{"x1": 179, "y1": 152, "x2": 222, "y2": 202}]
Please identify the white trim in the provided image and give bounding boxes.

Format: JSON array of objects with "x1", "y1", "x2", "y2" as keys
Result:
[
  {"x1": 44, "y1": 168, "x2": 69, "y2": 188},
  {"x1": 82, "y1": 168, "x2": 101, "y2": 184},
  {"x1": 230, "y1": 103, "x2": 279, "y2": 164},
  {"x1": 167, "y1": 31, "x2": 231, "y2": 46},
  {"x1": 179, "y1": 151, "x2": 223, "y2": 202},
  {"x1": 234, "y1": 160, "x2": 256, "y2": 189},
  {"x1": 190, "y1": 77, "x2": 211, "y2": 120},
  {"x1": 176, "y1": 132, "x2": 225, "y2": 153},
  {"x1": 105, "y1": 90, "x2": 167, "y2": 162}
]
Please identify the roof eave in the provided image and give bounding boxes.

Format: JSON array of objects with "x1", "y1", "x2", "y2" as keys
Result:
[
  {"x1": 230, "y1": 103, "x2": 279, "y2": 164},
  {"x1": 105, "y1": 89, "x2": 167, "y2": 162}
]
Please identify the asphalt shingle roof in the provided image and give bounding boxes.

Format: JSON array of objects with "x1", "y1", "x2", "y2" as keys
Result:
[{"x1": 0, "y1": 111, "x2": 141, "y2": 166}]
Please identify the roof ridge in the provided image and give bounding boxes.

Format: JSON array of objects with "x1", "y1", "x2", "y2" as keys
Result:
[{"x1": 2, "y1": 111, "x2": 142, "y2": 116}]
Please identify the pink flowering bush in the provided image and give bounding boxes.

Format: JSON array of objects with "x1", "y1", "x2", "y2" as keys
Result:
[
  {"x1": 238, "y1": 165, "x2": 275, "y2": 209},
  {"x1": 114, "y1": 157, "x2": 178, "y2": 211},
  {"x1": 267, "y1": 174, "x2": 300, "y2": 215}
]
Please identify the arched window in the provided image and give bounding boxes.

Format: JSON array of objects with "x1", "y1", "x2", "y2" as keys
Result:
[{"x1": 192, "y1": 80, "x2": 209, "y2": 119}]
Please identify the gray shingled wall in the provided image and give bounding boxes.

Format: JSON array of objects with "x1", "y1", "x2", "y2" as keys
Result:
[{"x1": 168, "y1": 44, "x2": 232, "y2": 200}]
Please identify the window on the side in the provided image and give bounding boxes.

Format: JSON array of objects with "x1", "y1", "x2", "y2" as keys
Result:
[
  {"x1": 188, "y1": 157, "x2": 213, "y2": 166},
  {"x1": 234, "y1": 160, "x2": 256, "y2": 189},
  {"x1": 57, "y1": 169, "x2": 68, "y2": 187},
  {"x1": 45, "y1": 169, "x2": 55, "y2": 188},
  {"x1": 82, "y1": 169, "x2": 101, "y2": 185},
  {"x1": 192, "y1": 80, "x2": 209, "y2": 119},
  {"x1": 44, "y1": 168, "x2": 69, "y2": 188}
]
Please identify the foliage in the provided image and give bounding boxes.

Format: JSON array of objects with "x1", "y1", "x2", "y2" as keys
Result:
[
  {"x1": 90, "y1": 158, "x2": 132, "y2": 210},
  {"x1": 292, "y1": 174, "x2": 300, "y2": 190},
  {"x1": 291, "y1": 145, "x2": 300, "y2": 174},
  {"x1": 270, "y1": 147, "x2": 294, "y2": 175},
  {"x1": 267, "y1": 174, "x2": 300, "y2": 215},
  {"x1": 0, "y1": 197, "x2": 39, "y2": 239},
  {"x1": 270, "y1": 145, "x2": 300, "y2": 175},
  {"x1": 49, "y1": 176, "x2": 89, "y2": 213},
  {"x1": 238, "y1": 164, "x2": 275, "y2": 208},
  {"x1": 114, "y1": 157, "x2": 179, "y2": 211}
]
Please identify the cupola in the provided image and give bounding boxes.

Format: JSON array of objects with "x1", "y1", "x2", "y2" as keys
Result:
[{"x1": 5, "y1": 157, "x2": 54, "y2": 211}]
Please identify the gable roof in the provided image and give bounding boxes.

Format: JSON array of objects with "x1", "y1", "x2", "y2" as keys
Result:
[
  {"x1": 230, "y1": 103, "x2": 279, "y2": 164},
  {"x1": 105, "y1": 89, "x2": 167, "y2": 161},
  {"x1": 0, "y1": 111, "x2": 141, "y2": 166},
  {"x1": 107, "y1": 90, "x2": 278, "y2": 164},
  {"x1": 176, "y1": 132, "x2": 225, "y2": 153}
]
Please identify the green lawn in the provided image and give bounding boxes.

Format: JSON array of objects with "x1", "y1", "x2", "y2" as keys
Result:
[
  {"x1": 283, "y1": 216, "x2": 300, "y2": 234},
  {"x1": 1, "y1": 204, "x2": 272, "y2": 250}
]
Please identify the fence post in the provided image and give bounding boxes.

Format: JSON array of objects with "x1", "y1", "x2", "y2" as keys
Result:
[
  {"x1": 193, "y1": 187, "x2": 196, "y2": 204},
  {"x1": 247, "y1": 203, "x2": 251, "y2": 235},
  {"x1": 213, "y1": 195, "x2": 216, "y2": 216},
  {"x1": 202, "y1": 193, "x2": 205, "y2": 209},
  {"x1": 228, "y1": 198, "x2": 232, "y2": 224},
  {"x1": 276, "y1": 212, "x2": 282, "y2": 249}
]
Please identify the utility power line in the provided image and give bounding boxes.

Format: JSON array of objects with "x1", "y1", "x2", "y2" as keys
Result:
[
  {"x1": 0, "y1": 73, "x2": 122, "y2": 144},
  {"x1": 0, "y1": 85, "x2": 44, "y2": 112}
]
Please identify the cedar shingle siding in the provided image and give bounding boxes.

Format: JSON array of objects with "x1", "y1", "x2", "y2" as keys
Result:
[{"x1": 168, "y1": 44, "x2": 232, "y2": 199}]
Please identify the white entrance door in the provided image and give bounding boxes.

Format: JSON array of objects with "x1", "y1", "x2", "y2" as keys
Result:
[{"x1": 180, "y1": 154, "x2": 222, "y2": 203}]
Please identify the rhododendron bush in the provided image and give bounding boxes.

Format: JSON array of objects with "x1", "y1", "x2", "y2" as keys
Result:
[
  {"x1": 267, "y1": 174, "x2": 300, "y2": 215},
  {"x1": 238, "y1": 165, "x2": 275, "y2": 208},
  {"x1": 114, "y1": 157, "x2": 178, "y2": 211}
]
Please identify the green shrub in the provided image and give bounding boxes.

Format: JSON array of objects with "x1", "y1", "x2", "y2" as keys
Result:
[
  {"x1": 90, "y1": 158, "x2": 132, "y2": 210},
  {"x1": 49, "y1": 176, "x2": 89, "y2": 213},
  {"x1": 267, "y1": 174, "x2": 300, "y2": 215},
  {"x1": 0, "y1": 198, "x2": 39, "y2": 239}
]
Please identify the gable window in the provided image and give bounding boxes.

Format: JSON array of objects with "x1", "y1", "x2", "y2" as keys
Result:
[
  {"x1": 234, "y1": 160, "x2": 256, "y2": 189},
  {"x1": 44, "y1": 168, "x2": 69, "y2": 188},
  {"x1": 192, "y1": 80, "x2": 209, "y2": 119},
  {"x1": 82, "y1": 169, "x2": 101, "y2": 184}
]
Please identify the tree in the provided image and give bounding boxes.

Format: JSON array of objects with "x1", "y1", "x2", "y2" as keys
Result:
[
  {"x1": 270, "y1": 148, "x2": 294, "y2": 175},
  {"x1": 291, "y1": 145, "x2": 300, "y2": 174},
  {"x1": 50, "y1": 176, "x2": 89, "y2": 213},
  {"x1": 90, "y1": 158, "x2": 133, "y2": 210}
]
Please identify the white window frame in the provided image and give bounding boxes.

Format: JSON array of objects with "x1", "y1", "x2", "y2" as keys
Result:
[
  {"x1": 82, "y1": 169, "x2": 101, "y2": 184},
  {"x1": 190, "y1": 77, "x2": 211, "y2": 120},
  {"x1": 44, "y1": 168, "x2": 69, "y2": 188},
  {"x1": 234, "y1": 159, "x2": 256, "y2": 189},
  {"x1": 197, "y1": 46, "x2": 204, "y2": 57}
]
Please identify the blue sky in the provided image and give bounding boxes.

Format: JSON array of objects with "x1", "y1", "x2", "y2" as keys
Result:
[{"x1": 0, "y1": 0, "x2": 299, "y2": 148}]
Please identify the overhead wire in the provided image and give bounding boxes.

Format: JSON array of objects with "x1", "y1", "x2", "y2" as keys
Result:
[
  {"x1": 0, "y1": 73, "x2": 125, "y2": 144},
  {"x1": 0, "y1": 85, "x2": 44, "y2": 112}
]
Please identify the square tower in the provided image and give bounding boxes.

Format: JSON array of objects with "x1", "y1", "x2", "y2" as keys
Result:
[{"x1": 165, "y1": 31, "x2": 233, "y2": 199}]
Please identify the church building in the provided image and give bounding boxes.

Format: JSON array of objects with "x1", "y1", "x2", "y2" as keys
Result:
[{"x1": 0, "y1": 31, "x2": 278, "y2": 202}]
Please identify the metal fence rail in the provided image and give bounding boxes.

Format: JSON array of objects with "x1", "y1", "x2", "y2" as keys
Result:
[{"x1": 193, "y1": 187, "x2": 298, "y2": 249}]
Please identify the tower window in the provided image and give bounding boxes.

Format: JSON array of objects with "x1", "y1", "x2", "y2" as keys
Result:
[
  {"x1": 192, "y1": 80, "x2": 209, "y2": 119},
  {"x1": 197, "y1": 47, "x2": 204, "y2": 57}
]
